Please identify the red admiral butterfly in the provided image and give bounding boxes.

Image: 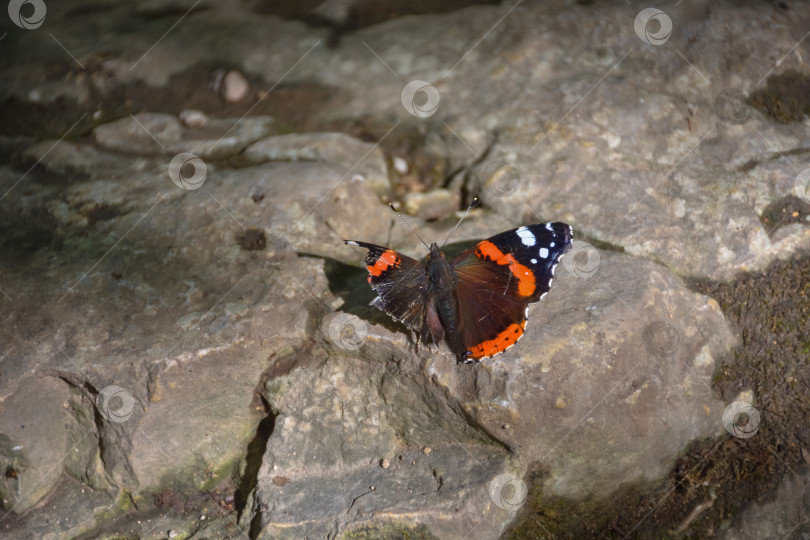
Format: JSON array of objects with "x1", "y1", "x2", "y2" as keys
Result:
[{"x1": 346, "y1": 207, "x2": 572, "y2": 363}]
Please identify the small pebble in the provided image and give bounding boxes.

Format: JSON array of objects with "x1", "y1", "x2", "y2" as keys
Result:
[
  {"x1": 404, "y1": 189, "x2": 459, "y2": 221},
  {"x1": 393, "y1": 156, "x2": 408, "y2": 174},
  {"x1": 222, "y1": 70, "x2": 249, "y2": 103},
  {"x1": 422, "y1": 447, "x2": 431, "y2": 455},
  {"x1": 180, "y1": 109, "x2": 208, "y2": 127},
  {"x1": 381, "y1": 458, "x2": 390, "y2": 469}
]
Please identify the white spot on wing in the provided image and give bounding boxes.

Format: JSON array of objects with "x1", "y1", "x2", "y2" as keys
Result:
[
  {"x1": 550, "y1": 241, "x2": 555, "y2": 248},
  {"x1": 545, "y1": 223, "x2": 553, "y2": 232},
  {"x1": 516, "y1": 226, "x2": 536, "y2": 246},
  {"x1": 539, "y1": 247, "x2": 549, "y2": 259},
  {"x1": 346, "y1": 240, "x2": 360, "y2": 246},
  {"x1": 531, "y1": 258, "x2": 537, "y2": 264}
]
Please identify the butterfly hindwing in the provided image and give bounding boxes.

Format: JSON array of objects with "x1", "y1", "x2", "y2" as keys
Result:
[{"x1": 450, "y1": 278, "x2": 529, "y2": 361}]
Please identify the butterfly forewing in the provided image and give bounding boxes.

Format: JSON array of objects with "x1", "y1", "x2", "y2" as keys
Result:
[
  {"x1": 345, "y1": 241, "x2": 429, "y2": 333},
  {"x1": 451, "y1": 222, "x2": 572, "y2": 303},
  {"x1": 450, "y1": 222, "x2": 572, "y2": 360}
]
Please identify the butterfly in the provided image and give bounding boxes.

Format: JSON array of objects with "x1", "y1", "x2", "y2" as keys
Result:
[{"x1": 345, "y1": 202, "x2": 572, "y2": 363}]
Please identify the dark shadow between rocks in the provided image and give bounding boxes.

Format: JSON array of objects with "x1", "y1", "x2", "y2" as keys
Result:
[{"x1": 235, "y1": 398, "x2": 276, "y2": 537}]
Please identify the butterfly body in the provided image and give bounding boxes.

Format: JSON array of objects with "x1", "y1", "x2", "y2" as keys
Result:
[{"x1": 346, "y1": 222, "x2": 572, "y2": 363}]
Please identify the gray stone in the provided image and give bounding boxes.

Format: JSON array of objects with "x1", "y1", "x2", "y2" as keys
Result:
[
  {"x1": 243, "y1": 132, "x2": 391, "y2": 195},
  {"x1": 0, "y1": 475, "x2": 116, "y2": 539},
  {"x1": 404, "y1": 188, "x2": 460, "y2": 221},
  {"x1": 93, "y1": 113, "x2": 183, "y2": 156},
  {"x1": 253, "y1": 350, "x2": 513, "y2": 539},
  {"x1": 345, "y1": 243, "x2": 737, "y2": 500},
  {"x1": 22, "y1": 140, "x2": 151, "y2": 179},
  {"x1": 1, "y1": 0, "x2": 807, "y2": 537},
  {"x1": 93, "y1": 113, "x2": 276, "y2": 160},
  {"x1": 0, "y1": 377, "x2": 72, "y2": 513}
]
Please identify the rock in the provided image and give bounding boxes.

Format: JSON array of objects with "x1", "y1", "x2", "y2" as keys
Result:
[
  {"x1": 93, "y1": 113, "x2": 183, "y2": 156},
  {"x1": 403, "y1": 189, "x2": 460, "y2": 221},
  {"x1": 93, "y1": 113, "x2": 276, "y2": 159},
  {"x1": 221, "y1": 70, "x2": 250, "y2": 103},
  {"x1": 1, "y1": 0, "x2": 808, "y2": 537},
  {"x1": 0, "y1": 377, "x2": 72, "y2": 512},
  {"x1": 0, "y1": 153, "x2": 353, "y2": 523},
  {"x1": 127, "y1": 346, "x2": 267, "y2": 497},
  {"x1": 179, "y1": 109, "x2": 208, "y2": 127},
  {"x1": 351, "y1": 242, "x2": 737, "y2": 499},
  {"x1": 252, "y1": 350, "x2": 513, "y2": 539},
  {"x1": 22, "y1": 140, "x2": 146, "y2": 180},
  {"x1": 243, "y1": 132, "x2": 391, "y2": 195},
  {"x1": 0, "y1": 475, "x2": 116, "y2": 538},
  {"x1": 392, "y1": 156, "x2": 408, "y2": 174}
]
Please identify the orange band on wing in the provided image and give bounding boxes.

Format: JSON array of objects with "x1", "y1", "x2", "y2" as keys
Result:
[
  {"x1": 475, "y1": 241, "x2": 536, "y2": 297},
  {"x1": 367, "y1": 250, "x2": 400, "y2": 277},
  {"x1": 466, "y1": 321, "x2": 526, "y2": 359}
]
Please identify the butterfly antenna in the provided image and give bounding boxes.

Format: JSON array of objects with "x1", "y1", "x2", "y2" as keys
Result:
[
  {"x1": 389, "y1": 203, "x2": 430, "y2": 250},
  {"x1": 441, "y1": 196, "x2": 479, "y2": 247}
]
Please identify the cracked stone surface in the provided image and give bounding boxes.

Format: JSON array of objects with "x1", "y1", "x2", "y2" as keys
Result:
[{"x1": 1, "y1": 0, "x2": 808, "y2": 538}]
